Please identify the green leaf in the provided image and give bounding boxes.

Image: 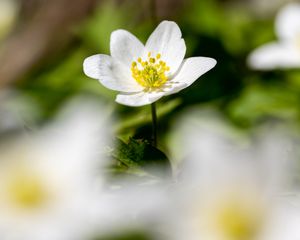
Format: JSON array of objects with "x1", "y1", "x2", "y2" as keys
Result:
[
  {"x1": 110, "y1": 138, "x2": 172, "y2": 179},
  {"x1": 94, "y1": 230, "x2": 151, "y2": 240},
  {"x1": 228, "y1": 83, "x2": 299, "y2": 126}
]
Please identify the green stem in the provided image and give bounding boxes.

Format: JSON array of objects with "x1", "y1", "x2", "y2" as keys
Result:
[
  {"x1": 151, "y1": 102, "x2": 157, "y2": 147},
  {"x1": 150, "y1": 0, "x2": 158, "y2": 148}
]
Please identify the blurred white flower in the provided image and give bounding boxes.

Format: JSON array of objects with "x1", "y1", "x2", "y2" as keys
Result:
[
  {"x1": 0, "y1": 102, "x2": 116, "y2": 240},
  {"x1": 161, "y1": 111, "x2": 300, "y2": 240},
  {"x1": 248, "y1": 3, "x2": 300, "y2": 70},
  {"x1": 83, "y1": 21, "x2": 216, "y2": 107},
  {"x1": 248, "y1": 0, "x2": 294, "y2": 17}
]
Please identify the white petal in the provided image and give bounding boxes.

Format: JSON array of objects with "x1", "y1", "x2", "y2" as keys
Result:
[
  {"x1": 115, "y1": 91, "x2": 164, "y2": 107},
  {"x1": 145, "y1": 21, "x2": 186, "y2": 75},
  {"x1": 275, "y1": 3, "x2": 300, "y2": 41},
  {"x1": 83, "y1": 54, "x2": 143, "y2": 92},
  {"x1": 165, "y1": 57, "x2": 216, "y2": 94},
  {"x1": 247, "y1": 42, "x2": 300, "y2": 70},
  {"x1": 110, "y1": 29, "x2": 145, "y2": 66},
  {"x1": 163, "y1": 82, "x2": 188, "y2": 96}
]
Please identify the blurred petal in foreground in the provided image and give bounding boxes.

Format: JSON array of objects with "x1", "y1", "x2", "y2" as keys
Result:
[
  {"x1": 0, "y1": 101, "x2": 116, "y2": 240},
  {"x1": 162, "y1": 110, "x2": 300, "y2": 240}
]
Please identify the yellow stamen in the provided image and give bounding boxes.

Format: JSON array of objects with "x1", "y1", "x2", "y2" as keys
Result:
[{"x1": 131, "y1": 52, "x2": 170, "y2": 89}]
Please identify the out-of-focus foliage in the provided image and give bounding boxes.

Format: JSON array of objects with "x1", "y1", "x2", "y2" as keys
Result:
[
  {"x1": 11, "y1": 0, "x2": 297, "y2": 127},
  {"x1": 0, "y1": 0, "x2": 18, "y2": 41},
  {"x1": 94, "y1": 231, "x2": 151, "y2": 240},
  {"x1": 4, "y1": 0, "x2": 300, "y2": 174},
  {"x1": 1, "y1": 0, "x2": 300, "y2": 239}
]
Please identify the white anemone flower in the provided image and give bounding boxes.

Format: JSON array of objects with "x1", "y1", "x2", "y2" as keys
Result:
[
  {"x1": 0, "y1": 103, "x2": 116, "y2": 240},
  {"x1": 83, "y1": 21, "x2": 217, "y2": 107},
  {"x1": 248, "y1": 3, "x2": 300, "y2": 70},
  {"x1": 161, "y1": 112, "x2": 300, "y2": 240}
]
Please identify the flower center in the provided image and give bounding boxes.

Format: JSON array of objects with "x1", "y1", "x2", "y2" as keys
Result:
[
  {"x1": 297, "y1": 34, "x2": 300, "y2": 50},
  {"x1": 131, "y1": 52, "x2": 170, "y2": 90},
  {"x1": 6, "y1": 171, "x2": 49, "y2": 209},
  {"x1": 195, "y1": 190, "x2": 267, "y2": 240},
  {"x1": 216, "y1": 201, "x2": 263, "y2": 240}
]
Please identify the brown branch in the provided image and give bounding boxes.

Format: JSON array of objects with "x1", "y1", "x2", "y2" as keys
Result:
[{"x1": 0, "y1": 0, "x2": 97, "y2": 88}]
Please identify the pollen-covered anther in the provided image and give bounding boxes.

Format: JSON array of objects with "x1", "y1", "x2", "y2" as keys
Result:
[{"x1": 131, "y1": 52, "x2": 170, "y2": 89}]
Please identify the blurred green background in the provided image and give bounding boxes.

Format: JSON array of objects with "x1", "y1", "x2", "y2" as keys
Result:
[
  {"x1": 1, "y1": 1, "x2": 300, "y2": 238},
  {"x1": 0, "y1": 0, "x2": 299, "y2": 150}
]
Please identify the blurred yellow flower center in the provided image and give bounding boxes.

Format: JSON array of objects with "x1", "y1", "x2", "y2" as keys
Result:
[
  {"x1": 7, "y1": 171, "x2": 48, "y2": 209},
  {"x1": 297, "y1": 35, "x2": 300, "y2": 50},
  {"x1": 131, "y1": 52, "x2": 170, "y2": 89},
  {"x1": 216, "y1": 200, "x2": 264, "y2": 240}
]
